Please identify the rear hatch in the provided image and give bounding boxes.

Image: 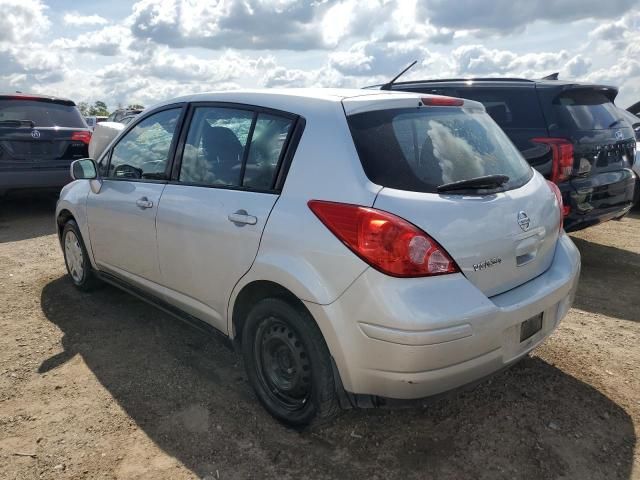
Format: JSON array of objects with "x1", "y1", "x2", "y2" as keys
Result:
[
  {"x1": 537, "y1": 87, "x2": 636, "y2": 211},
  {"x1": 550, "y1": 87, "x2": 635, "y2": 175},
  {"x1": 0, "y1": 96, "x2": 90, "y2": 168},
  {"x1": 344, "y1": 94, "x2": 561, "y2": 297}
]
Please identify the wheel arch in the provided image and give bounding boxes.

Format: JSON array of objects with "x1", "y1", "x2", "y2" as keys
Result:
[{"x1": 230, "y1": 280, "x2": 308, "y2": 348}]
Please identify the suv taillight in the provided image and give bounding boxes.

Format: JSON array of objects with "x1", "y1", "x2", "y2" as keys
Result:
[
  {"x1": 71, "y1": 131, "x2": 92, "y2": 144},
  {"x1": 546, "y1": 180, "x2": 565, "y2": 230},
  {"x1": 531, "y1": 137, "x2": 574, "y2": 184},
  {"x1": 308, "y1": 200, "x2": 459, "y2": 277}
]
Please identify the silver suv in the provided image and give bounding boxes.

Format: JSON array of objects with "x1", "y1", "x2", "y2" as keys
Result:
[{"x1": 56, "y1": 89, "x2": 581, "y2": 426}]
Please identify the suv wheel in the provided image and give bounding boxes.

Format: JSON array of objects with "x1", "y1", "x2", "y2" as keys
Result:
[
  {"x1": 242, "y1": 297, "x2": 340, "y2": 427},
  {"x1": 62, "y1": 220, "x2": 99, "y2": 291}
]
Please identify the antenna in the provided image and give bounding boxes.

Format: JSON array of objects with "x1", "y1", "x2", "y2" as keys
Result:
[
  {"x1": 380, "y1": 60, "x2": 418, "y2": 90},
  {"x1": 541, "y1": 72, "x2": 559, "y2": 80}
]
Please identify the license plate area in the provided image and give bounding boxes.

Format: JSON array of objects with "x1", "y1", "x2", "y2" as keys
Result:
[{"x1": 520, "y1": 313, "x2": 543, "y2": 342}]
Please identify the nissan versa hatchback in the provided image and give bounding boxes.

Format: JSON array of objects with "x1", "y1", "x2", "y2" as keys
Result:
[
  {"x1": 56, "y1": 89, "x2": 580, "y2": 426},
  {"x1": 0, "y1": 93, "x2": 91, "y2": 198}
]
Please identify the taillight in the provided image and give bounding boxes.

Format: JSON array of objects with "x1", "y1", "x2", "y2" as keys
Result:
[
  {"x1": 546, "y1": 180, "x2": 565, "y2": 231},
  {"x1": 71, "y1": 131, "x2": 92, "y2": 144},
  {"x1": 308, "y1": 200, "x2": 459, "y2": 277},
  {"x1": 421, "y1": 96, "x2": 464, "y2": 107},
  {"x1": 531, "y1": 137, "x2": 574, "y2": 184}
]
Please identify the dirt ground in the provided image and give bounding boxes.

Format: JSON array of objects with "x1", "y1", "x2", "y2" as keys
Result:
[{"x1": 0, "y1": 195, "x2": 638, "y2": 480}]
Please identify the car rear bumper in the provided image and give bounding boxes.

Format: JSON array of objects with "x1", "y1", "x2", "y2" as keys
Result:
[
  {"x1": 0, "y1": 166, "x2": 72, "y2": 194},
  {"x1": 562, "y1": 168, "x2": 635, "y2": 232},
  {"x1": 306, "y1": 233, "x2": 580, "y2": 399}
]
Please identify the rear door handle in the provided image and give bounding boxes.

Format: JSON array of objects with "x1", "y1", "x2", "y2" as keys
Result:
[
  {"x1": 136, "y1": 197, "x2": 154, "y2": 209},
  {"x1": 228, "y1": 209, "x2": 258, "y2": 226}
]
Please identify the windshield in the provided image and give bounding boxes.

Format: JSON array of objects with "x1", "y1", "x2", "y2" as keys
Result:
[
  {"x1": 0, "y1": 100, "x2": 86, "y2": 128},
  {"x1": 347, "y1": 107, "x2": 533, "y2": 194},
  {"x1": 554, "y1": 90, "x2": 621, "y2": 130}
]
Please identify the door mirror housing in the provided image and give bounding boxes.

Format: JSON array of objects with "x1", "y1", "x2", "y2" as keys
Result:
[{"x1": 71, "y1": 158, "x2": 98, "y2": 180}]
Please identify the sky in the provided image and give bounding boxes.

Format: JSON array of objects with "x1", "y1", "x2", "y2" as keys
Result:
[{"x1": 0, "y1": 0, "x2": 639, "y2": 111}]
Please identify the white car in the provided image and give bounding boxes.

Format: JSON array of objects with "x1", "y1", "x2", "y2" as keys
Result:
[{"x1": 56, "y1": 89, "x2": 580, "y2": 426}]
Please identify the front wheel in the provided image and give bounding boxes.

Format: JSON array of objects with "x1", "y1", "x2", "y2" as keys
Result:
[
  {"x1": 62, "y1": 220, "x2": 100, "y2": 291},
  {"x1": 242, "y1": 297, "x2": 340, "y2": 427}
]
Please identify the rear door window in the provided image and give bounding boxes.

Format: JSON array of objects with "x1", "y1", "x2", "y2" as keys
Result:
[
  {"x1": 0, "y1": 100, "x2": 86, "y2": 128},
  {"x1": 348, "y1": 107, "x2": 533, "y2": 193},
  {"x1": 554, "y1": 89, "x2": 622, "y2": 130},
  {"x1": 178, "y1": 106, "x2": 294, "y2": 190}
]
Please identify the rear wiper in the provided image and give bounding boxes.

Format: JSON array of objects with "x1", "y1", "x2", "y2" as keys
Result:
[
  {"x1": 0, "y1": 119, "x2": 35, "y2": 128},
  {"x1": 437, "y1": 174, "x2": 509, "y2": 193},
  {"x1": 608, "y1": 118, "x2": 625, "y2": 128}
]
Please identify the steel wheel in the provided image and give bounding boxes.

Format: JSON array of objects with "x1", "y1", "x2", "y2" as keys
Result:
[
  {"x1": 64, "y1": 230, "x2": 85, "y2": 283},
  {"x1": 254, "y1": 316, "x2": 312, "y2": 411}
]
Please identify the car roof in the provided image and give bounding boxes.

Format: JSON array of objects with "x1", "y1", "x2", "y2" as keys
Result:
[
  {"x1": 0, "y1": 92, "x2": 76, "y2": 105},
  {"x1": 368, "y1": 78, "x2": 618, "y2": 92},
  {"x1": 148, "y1": 88, "x2": 485, "y2": 117},
  {"x1": 153, "y1": 88, "x2": 443, "y2": 108}
]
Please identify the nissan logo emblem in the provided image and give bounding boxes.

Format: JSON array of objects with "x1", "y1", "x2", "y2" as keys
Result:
[
  {"x1": 31, "y1": 130, "x2": 41, "y2": 139},
  {"x1": 517, "y1": 211, "x2": 531, "y2": 231}
]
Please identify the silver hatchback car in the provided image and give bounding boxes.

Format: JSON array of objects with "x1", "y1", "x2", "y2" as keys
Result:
[{"x1": 56, "y1": 89, "x2": 581, "y2": 426}]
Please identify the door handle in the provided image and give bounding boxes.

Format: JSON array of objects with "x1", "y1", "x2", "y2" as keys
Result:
[
  {"x1": 136, "y1": 197, "x2": 154, "y2": 209},
  {"x1": 228, "y1": 209, "x2": 258, "y2": 226}
]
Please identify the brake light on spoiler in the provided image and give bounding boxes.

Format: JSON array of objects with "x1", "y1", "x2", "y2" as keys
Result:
[{"x1": 421, "y1": 96, "x2": 464, "y2": 107}]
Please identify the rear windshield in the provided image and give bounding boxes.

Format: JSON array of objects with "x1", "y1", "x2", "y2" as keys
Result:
[
  {"x1": 347, "y1": 107, "x2": 533, "y2": 194},
  {"x1": 0, "y1": 100, "x2": 86, "y2": 128},
  {"x1": 554, "y1": 90, "x2": 621, "y2": 130}
]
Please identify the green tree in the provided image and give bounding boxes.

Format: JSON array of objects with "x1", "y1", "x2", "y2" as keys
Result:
[
  {"x1": 88, "y1": 101, "x2": 109, "y2": 117},
  {"x1": 77, "y1": 101, "x2": 89, "y2": 116},
  {"x1": 127, "y1": 104, "x2": 145, "y2": 111}
]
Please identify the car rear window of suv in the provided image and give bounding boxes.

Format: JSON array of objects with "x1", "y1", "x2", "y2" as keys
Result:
[
  {"x1": 0, "y1": 99, "x2": 86, "y2": 128},
  {"x1": 553, "y1": 89, "x2": 622, "y2": 130},
  {"x1": 347, "y1": 106, "x2": 533, "y2": 194}
]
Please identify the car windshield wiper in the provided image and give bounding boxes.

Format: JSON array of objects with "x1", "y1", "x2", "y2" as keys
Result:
[
  {"x1": 0, "y1": 119, "x2": 35, "y2": 128},
  {"x1": 437, "y1": 174, "x2": 510, "y2": 193},
  {"x1": 608, "y1": 118, "x2": 625, "y2": 128}
]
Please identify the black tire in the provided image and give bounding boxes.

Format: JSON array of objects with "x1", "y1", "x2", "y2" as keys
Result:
[
  {"x1": 242, "y1": 297, "x2": 340, "y2": 427},
  {"x1": 61, "y1": 220, "x2": 100, "y2": 291}
]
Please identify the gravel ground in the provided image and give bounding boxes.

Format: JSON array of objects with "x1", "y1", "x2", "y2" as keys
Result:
[{"x1": 0, "y1": 195, "x2": 638, "y2": 480}]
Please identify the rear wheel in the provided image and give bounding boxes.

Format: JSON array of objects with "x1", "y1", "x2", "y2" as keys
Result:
[
  {"x1": 242, "y1": 297, "x2": 340, "y2": 427},
  {"x1": 62, "y1": 220, "x2": 100, "y2": 291}
]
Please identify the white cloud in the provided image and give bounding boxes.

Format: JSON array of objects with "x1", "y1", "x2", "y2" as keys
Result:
[
  {"x1": 420, "y1": 0, "x2": 639, "y2": 33},
  {"x1": 63, "y1": 12, "x2": 109, "y2": 27},
  {"x1": 129, "y1": 0, "x2": 326, "y2": 50},
  {"x1": 0, "y1": 0, "x2": 49, "y2": 43},
  {"x1": 0, "y1": 0, "x2": 638, "y2": 111}
]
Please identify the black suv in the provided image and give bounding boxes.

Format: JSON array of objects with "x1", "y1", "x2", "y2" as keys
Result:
[
  {"x1": 373, "y1": 78, "x2": 636, "y2": 232},
  {"x1": 0, "y1": 94, "x2": 91, "y2": 197}
]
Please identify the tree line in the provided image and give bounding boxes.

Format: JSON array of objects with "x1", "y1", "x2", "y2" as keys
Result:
[{"x1": 77, "y1": 101, "x2": 145, "y2": 117}]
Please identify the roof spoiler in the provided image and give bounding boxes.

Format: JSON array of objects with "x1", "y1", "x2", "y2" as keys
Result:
[
  {"x1": 0, "y1": 94, "x2": 75, "y2": 106},
  {"x1": 553, "y1": 84, "x2": 619, "y2": 103}
]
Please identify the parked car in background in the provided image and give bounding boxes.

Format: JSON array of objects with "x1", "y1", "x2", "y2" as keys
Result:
[
  {"x1": 106, "y1": 108, "x2": 143, "y2": 123},
  {"x1": 619, "y1": 108, "x2": 640, "y2": 204},
  {"x1": 628, "y1": 101, "x2": 640, "y2": 117},
  {"x1": 56, "y1": 89, "x2": 580, "y2": 426},
  {"x1": 85, "y1": 115, "x2": 108, "y2": 131},
  {"x1": 371, "y1": 78, "x2": 636, "y2": 231},
  {"x1": 0, "y1": 93, "x2": 91, "y2": 198}
]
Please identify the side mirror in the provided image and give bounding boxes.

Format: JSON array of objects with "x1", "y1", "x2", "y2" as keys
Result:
[{"x1": 71, "y1": 158, "x2": 98, "y2": 180}]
